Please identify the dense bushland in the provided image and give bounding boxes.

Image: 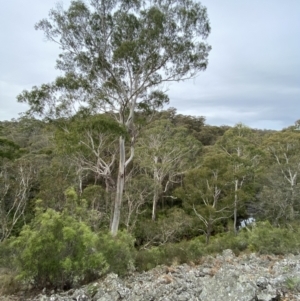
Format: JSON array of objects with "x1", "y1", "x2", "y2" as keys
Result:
[{"x1": 1, "y1": 114, "x2": 299, "y2": 294}]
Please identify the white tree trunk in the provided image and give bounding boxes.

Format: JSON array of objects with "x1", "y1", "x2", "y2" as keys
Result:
[
  {"x1": 110, "y1": 135, "x2": 134, "y2": 236},
  {"x1": 234, "y1": 179, "x2": 238, "y2": 235},
  {"x1": 152, "y1": 156, "x2": 159, "y2": 221},
  {"x1": 152, "y1": 189, "x2": 159, "y2": 221},
  {"x1": 111, "y1": 136, "x2": 126, "y2": 236}
]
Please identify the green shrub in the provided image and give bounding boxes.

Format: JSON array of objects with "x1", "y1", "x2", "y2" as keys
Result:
[
  {"x1": 98, "y1": 230, "x2": 136, "y2": 276},
  {"x1": 248, "y1": 221, "x2": 300, "y2": 254},
  {"x1": 135, "y1": 246, "x2": 165, "y2": 271},
  {"x1": 205, "y1": 231, "x2": 249, "y2": 255},
  {"x1": 135, "y1": 239, "x2": 205, "y2": 272},
  {"x1": 136, "y1": 222, "x2": 300, "y2": 273},
  {"x1": 134, "y1": 209, "x2": 195, "y2": 248},
  {"x1": 10, "y1": 208, "x2": 108, "y2": 289},
  {"x1": 186, "y1": 237, "x2": 206, "y2": 260},
  {"x1": 0, "y1": 239, "x2": 16, "y2": 270}
]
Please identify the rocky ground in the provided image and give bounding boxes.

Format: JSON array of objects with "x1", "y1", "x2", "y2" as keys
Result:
[{"x1": 2, "y1": 250, "x2": 300, "y2": 301}]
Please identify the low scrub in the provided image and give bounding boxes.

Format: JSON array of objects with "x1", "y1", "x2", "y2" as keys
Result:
[
  {"x1": 0, "y1": 210, "x2": 137, "y2": 291},
  {"x1": 247, "y1": 221, "x2": 300, "y2": 254},
  {"x1": 0, "y1": 268, "x2": 21, "y2": 296},
  {"x1": 135, "y1": 240, "x2": 204, "y2": 271},
  {"x1": 204, "y1": 232, "x2": 249, "y2": 255},
  {"x1": 2, "y1": 214, "x2": 299, "y2": 293},
  {"x1": 135, "y1": 222, "x2": 300, "y2": 271},
  {"x1": 97, "y1": 230, "x2": 136, "y2": 276},
  {"x1": 8, "y1": 208, "x2": 108, "y2": 289}
]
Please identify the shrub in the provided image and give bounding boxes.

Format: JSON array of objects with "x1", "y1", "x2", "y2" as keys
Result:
[
  {"x1": 136, "y1": 222, "x2": 300, "y2": 273},
  {"x1": 135, "y1": 239, "x2": 205, "y2": 272},
  {"x1": 10, "y1": 208, "x2": 108, "y2": 289},
  {"x1": 135, "y1": 246, "x2": 165, "y2": 271},
  {"x1": 187, "y1": 237, "x2": 206, "y2": 260},
  {"x1": 0, "y1": 268, "x2": 21, "y2": 296},
  {"x1": 97, "y1": 230, "x2": 136, "y2": 276},
  {"x1": 205, "y1": 231, "x2": 249, "y2": 255},
  {"x1": 248, "y1": 221, "x2": 300, "y2": 254},
  {"x1": 134, "y1": 209, "x2": 195, "y2": 248}
]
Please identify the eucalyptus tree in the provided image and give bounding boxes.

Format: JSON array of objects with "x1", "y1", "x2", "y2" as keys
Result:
[
  {"x1": 0, "y1": 158, "x2": 37, "y2": 241},
  {"x1": 55, "y1": 114, "x2": 126, "y2": 194},
  {"x1": 135, "y1": 119, "x2": 202, "y2": 221},
  {"x1": 0, "y1": 127, "x2": 28, "y2": 241},
  {"x1": 216, "y1": 123, "x2": 262, "y2": 234},
  {"x1": 0, "y1": 138, "x2": 19, "y2": 161},
  {"x1": 122, "y1": 173, "x2": 154, "y2": 232},
  {"x1": 259, "y1": 129, "x2": 300, "y2": 223},
  {"x1": 175, "y1": 152, "x2": 231, "y2": 244},
  {"x1": 0, "y1": 122, "x2": 23, "y2": 162},
  {"x1": 0, "y1": 118, "x2": 54, "y2": 155},
  {"x1": 17, "y1": 0, "x2": 211, "y2": 235}
]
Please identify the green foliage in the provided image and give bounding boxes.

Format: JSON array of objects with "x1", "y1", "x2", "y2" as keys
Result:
[
  {"x1": 37, "y1": 157, "x2": 76, "y2": 211},
  {"x1": 9, "y1": 208, "x2": 108, "y2": 288},
  {"x1": 18, "y1": 0, "x2": 211, "y2": 120},
  {"x1": 258, "y1": 130, "x2": 300, "y2": 225},
  {"x1": 0, "y1": 138, "x2": 20, "y2": 160},
  {"x1": 37, "y1": 185, "x2": 109, "y2": 231},
  {"x1": 0, "y1": 123, "x2": 21, "y2": 160},
  {"x1": 204, "y1": 232, "x2": 249, "y2": 255},
  {"x1": 257, "y1": 166, "x2": 300, "y2": 225},
  {"x1": 97, "y1": 231, "x2": 136, "y2": 276},
  {"x1": 285, "y1": 276, "x2": 300, "y2": 292},
  {"x1": 205, "y1": 222, "x2": 300, "y2": 256},
  {"x1": 55, "y1": 114, "x2": 127, "y2": 155},
  {"x1": 175, "y1": 151, "x2": 232, "y2": 243},
  {"x1": 247, "y1": 221, "x2": 300, "y2": 255},
  {"x1": 136, "y1": 222, "x2": 300, "y2": 272},
  {"x1": 135, "y1": 246, "x2": 165, "y2": 271},
  {"x1": 81, "y1": 185, "x2": 110, "y2": 228},
  {"x1": 136, "y1": 119, "x2": 202, "y2": 170},
  {"x1": 64, "y1": 186, "x2": 110, "y2": 231},
  {"x1": 135, "y1": 239, "x2": 204, "y2": 271},
  {"x1": 136, "y1": 119, "x2": 202, "y2": 220},
  {"x1": 134, "y1": 208, "x2": 194, "y2": 247}
]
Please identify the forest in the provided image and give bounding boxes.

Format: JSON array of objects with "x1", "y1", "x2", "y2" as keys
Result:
[
  {"x1": 1, "y1": 0, "x2": 300, "y2": 294},
  {"x1": 1, "y1": 112, "x2": 300, "y2": 292}
]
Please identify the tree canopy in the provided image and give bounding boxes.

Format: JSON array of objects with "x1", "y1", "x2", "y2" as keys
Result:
[{"x1": 18, "y1": 0, "x2": 211, "y2": 120}]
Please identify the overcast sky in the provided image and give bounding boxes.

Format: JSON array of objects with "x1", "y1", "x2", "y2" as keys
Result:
[{"x1": 1, "y1": 1, "x2": 299, "y2": 130}]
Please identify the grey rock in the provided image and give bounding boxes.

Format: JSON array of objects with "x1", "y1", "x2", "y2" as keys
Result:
[
  {"x1": 222, "y1": 249, "x2": 236, "y2": 260},
  {"x1": 256, "y1": 277, "x2": 268, "y2": 289},
  {"x1": 21, "y1": 251, "x2": 300, "y2": 301},
  {"x1": 200, "y1": 270, "x2": 257, "y2": 301},
  {"x1": 95, "y1": 292, "x2": 119, "y2": 301}
]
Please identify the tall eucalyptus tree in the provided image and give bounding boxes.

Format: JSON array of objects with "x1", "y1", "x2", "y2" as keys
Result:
[
  {"x1": 216, "y1": 123, "x2": 262, "y2": 234},
  {"x1": 136, "y1": 119, "x2": 201, "y2": 221},
  {"x1": 17, "y1": 0, "x2": 211, "y2": 235},
  {"x1": 175, "y1": 152, "x2": 231, "y2": 244},
  {"x1": 260, "y1": 129, "x2": 300, "y2": 224}
]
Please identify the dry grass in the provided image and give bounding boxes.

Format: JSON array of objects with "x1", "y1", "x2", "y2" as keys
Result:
[
  {"x1": 209, "y1": 259, "x2": 223, "y2": 276},
  {"x1": 164, "y1": 266, "x2": 177, "y2": 274},
  {"x1": 0, "y1": 268, "x2": 21, "y2": 296},
  {"x1": 161, "y1": 274, "x2": 173, "y2": 284}
]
